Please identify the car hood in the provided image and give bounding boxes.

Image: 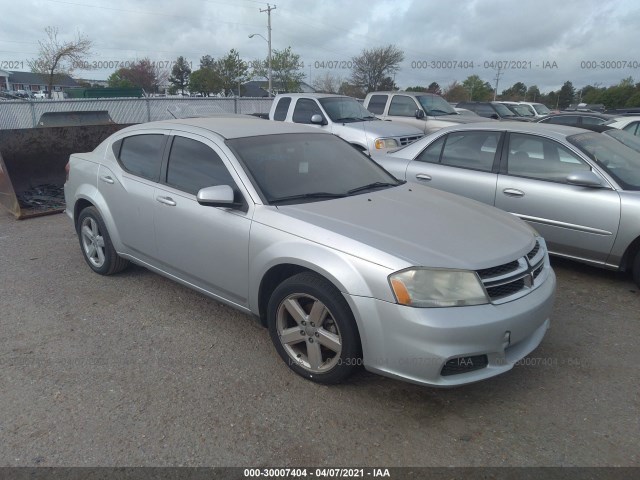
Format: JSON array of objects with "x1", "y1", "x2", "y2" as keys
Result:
[
  {"x1": 257, "y1": 185, "x2": 536, "y2": 271},
  {"x1": 350, "y1": 120, "x2": 423, "y2": 137}
]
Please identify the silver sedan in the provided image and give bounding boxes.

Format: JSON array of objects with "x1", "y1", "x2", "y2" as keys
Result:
[
  {"x1": 64, "y1": 116, "x2": 555, "y2": 387},
  {"x1": 373, "y1": 122, "x2": 640, "y2": 286}
]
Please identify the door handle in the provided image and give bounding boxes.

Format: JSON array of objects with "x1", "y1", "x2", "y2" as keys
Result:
[
  {"x1": 156, "y1": 196, "x2": 177, "y2": 206},
  {"x1": 503, "y1": 188, "x2": 525, "y2": 198},
  {"x1": 415, "y1": 173, "x2": 432, "y2": 182},
  {"x1": 99, "y1": 175, "x2": 114, "y2": 184}
]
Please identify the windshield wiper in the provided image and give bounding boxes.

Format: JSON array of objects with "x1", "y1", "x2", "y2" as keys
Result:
[
  {"x1": 347, "y1": 181, "x2": 403, "y2": 195},
  {"x1": 335, "y1": 117, "x2": 366, "y2": 122},
  {"x1": 270, "y1": 192, "x2": 347, "y2": 204}
]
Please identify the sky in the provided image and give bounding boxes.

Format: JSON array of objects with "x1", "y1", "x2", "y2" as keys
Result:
[{"x1": 1, "y1": 0, "x2": 639, "y2": 94}]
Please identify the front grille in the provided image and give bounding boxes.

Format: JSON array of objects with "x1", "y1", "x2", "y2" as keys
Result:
[
  {"x1": 486, "y1": 279, "x2": 525, "y2": 299},
  {"x1": 476, "y1": 239, "x2": 546, "y2": 303},
  {"x1": 441, "y1": 355, "x2": 488, "y2": 376},
  {"x1": 527, "y1": 241, "x2": 540, "y2": 260},
  {"x1": 399, "y1": 135, "x2": 423, "y2": 146},
  {"x1": 477, "y1": 260, "x2": 519, "y2": 279}
]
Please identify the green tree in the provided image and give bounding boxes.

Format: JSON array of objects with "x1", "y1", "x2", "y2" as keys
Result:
[
  {"x1": 107, "y1": 58, "x2": 164, "y2": 92},
  {"x1": 406, "y1": 86, "x2": 427, "y2": 92},
  {"x1": 28, "y1": 26, "x2": 92, "y2": 99},
  {"x1": 251, "y1": 46, "x2": 305, "y2": 93},
  {"x1": 443, "y1": 81, "x2": 468, "y2": 103},
  {"x1": 189, "y1": 68, "x2": 222, "y2": 96},
  {"x1": 169, "y1": 56, "x2": 192, "y2": 95},
  {"x1": 501, "y1": 82, "x2": 527, "y2": 100},
  {"x1": 462, "y1": 75, "x2": 493, "y2": 101},
  {"x1": 216, "y1": 49, "x2": 249, "y2": 95},
  {"x1": 427, "y1": 82, "x2": 442, "y2": 95},
  {"x1": 526, "y1": 85, "x2": 541, "y2": 102},
  {"x1": 557, "y1": 81, "x2": 575, "y2": 109},
  {"x1": 349, "y1": 45, "x2": 404, "y2": 93},
  {"x1": 338, "y1": 81, "x2": 365, "y2": 99}
]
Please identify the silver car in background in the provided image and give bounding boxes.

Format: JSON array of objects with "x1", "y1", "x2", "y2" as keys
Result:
[
  {"x1": 373, "y1": 122, "x2": 640, "y2": 286},
  {"x1": 64, "y1": 116, "x2": 555, "y2": 387}
]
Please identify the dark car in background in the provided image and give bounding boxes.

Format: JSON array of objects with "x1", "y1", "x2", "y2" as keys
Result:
[
  {"x1": 536, "y1": 112, "x2": 614, "y2": 126},
  {"x1": 457, "y1": 101, "x2": 533, "y2": 121}
]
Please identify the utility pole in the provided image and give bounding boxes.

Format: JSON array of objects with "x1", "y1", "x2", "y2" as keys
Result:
[
  {"x1": 493, "y1": 66, "x2": 503, "y2": 101},
  {"x1": 260, "y1": 4, "x2": 276, "y2": 96}
]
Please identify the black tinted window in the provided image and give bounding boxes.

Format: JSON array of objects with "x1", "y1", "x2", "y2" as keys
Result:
[
  {"x1": 367, "y1": 95, "x2": 388, "y2": 114},
  {"x1": 440, "y1": 131, "x2": 500, "y2": 171},
  {"x1": 292, "y1": 98, "x2": 323, "y2": 124},
  {"x1": 273, "y1": 97, "x2": 291, "y2": 121},
  {"x1": 416, "y1": 136, "x2": 445, "y2": 163},
  {"x1": 118, "y1": 134, "x2": 166, "y2": 181},
  {"x1": 166, "y1": 136, "x2": 237, "y2": 195},
  {"x1": 388, "y1": 95, "x2": 417, "y2": 116},
  {"x1": 581, "y1": 116, "x2": 606, "y2": 125}
]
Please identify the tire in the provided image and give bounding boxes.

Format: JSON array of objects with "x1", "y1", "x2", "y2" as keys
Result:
[
  {"x1": 77, "y1": 206, "x2": 129, "y2": 275},
  {"x1": 633, "y1": 250, "x2": 640, "y2": 288},
  {"x1": 267, "y1": 272, "x2": 361, "y2": 384}
]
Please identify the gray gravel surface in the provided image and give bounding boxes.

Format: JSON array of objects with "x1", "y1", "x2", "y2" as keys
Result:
[{"x1": 0, "y1": 211, "x2": 638, "y2": 467}]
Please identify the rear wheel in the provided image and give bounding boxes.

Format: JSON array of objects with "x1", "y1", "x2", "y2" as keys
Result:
[
  {"x1": 267, "y1": 272, "x2": 361, "y2": 384},
  {"x1": 77, "y1": 206, "x2": 128, "y2": 275}
]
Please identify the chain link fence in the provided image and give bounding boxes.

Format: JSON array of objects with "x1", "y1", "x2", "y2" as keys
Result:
[{"x1": 0, "y1": 97, "x2": 274, "y2": 129}]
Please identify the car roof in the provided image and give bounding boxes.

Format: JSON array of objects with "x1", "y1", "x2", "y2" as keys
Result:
[
  {"x1": 368, "y1": 91, "x2": 439, "y2": 97},
  {"x1": 429, "y1": 121, "x2": 590, "y2": 140},
  {"x1": 276, "y1": 93, "x2": 348, "y2": 99},
  {"x1": 120, "y1": 115, "x2": 329, "y2": 139}
]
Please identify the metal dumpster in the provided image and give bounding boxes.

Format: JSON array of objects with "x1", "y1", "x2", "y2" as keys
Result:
[{"x1": 0, "y1": 111, "x2": 131, "y2": 219}]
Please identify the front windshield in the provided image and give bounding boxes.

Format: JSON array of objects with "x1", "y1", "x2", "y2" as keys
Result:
[
  {"x1": 513, "y1": 105, "x2": 535, "y2": 117},
  {"x1": 226, "y1": 133, "x2": 401, "y2": 204},
  {"x1": 568, "y1": 131, "x2": 640, "y2": 190},
  {"x1": 318, "y1": 97, "x2": 376, "y2": 122},
  {"x1": 532, "y1": 103, "x2": 551, "y2": 115},
  {"x1": 493, "y1": 103, "x2": 516, "y2": 117},
  {"x1": 417, "y1": 95, "x2": 457, "y2": 116}
]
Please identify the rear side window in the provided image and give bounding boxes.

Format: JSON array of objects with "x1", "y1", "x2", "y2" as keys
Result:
[
  {"x1": 166, "y1": 136, "x2": 237, "y2": 195},
  {"x1": 367, "y1": 95, "x2": 388, "y2": 114},
  {"x1": 388, "y1": 95, "x2": 417, "y2": 116},
  {"x1": 273, "y1": 97, "x2": 291, "y2": 121},
  {"x1": 623, "y1": 121, "x2": 640, "y2": 136},
  {"x1": 118, "y1": 134, "x2": 166, "y2": 181}
]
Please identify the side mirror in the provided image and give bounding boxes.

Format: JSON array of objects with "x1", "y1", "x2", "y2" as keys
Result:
[
  {"x1": 566, "y1": 171, "x2": 606, "y2": 188},
  {"x1": 197, "y1": 185, "x2": 235, "y2": 206},
  {"x1": 415, "y1": 109, "x2": 425, "y2": 119},
  {"x1": 311, "y1": 114, "x2": 326, "y2": 125},
  {"x1": 490, "y1": 114, "x2": 500, "y2": 120}
]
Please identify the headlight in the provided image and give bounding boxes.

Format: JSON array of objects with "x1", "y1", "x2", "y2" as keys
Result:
[
  {"x1": 374, "y1": 138, "x2": 399, "y2": 149},
  {"x1": 389, "y1": 268, "x2": 489, "y2": 308}
]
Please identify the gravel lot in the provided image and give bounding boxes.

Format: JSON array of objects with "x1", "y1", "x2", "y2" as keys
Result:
[{"x1": 0, "y1": 210, "x2": 638, "y2": 467}]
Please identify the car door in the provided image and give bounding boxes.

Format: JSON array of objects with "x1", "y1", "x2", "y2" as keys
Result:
[
  {"x1": 291, "y1": 98, "x2": 327, "y2": 130},
  {"x1": 385, "y1": 95, "x2": 426, "y2": 131},
  {"x1": 405, "y1": 130, "x2": 501, "y2": 206},
  {"x1": 153, "y1": 132, "x2": 252, "y2": 308},
  {"x1": 99, "y1": 131, "x2": 169, "y2": 263},
  {"x1": 495, "y1": 132, "x2": 621, "y2": 263}
]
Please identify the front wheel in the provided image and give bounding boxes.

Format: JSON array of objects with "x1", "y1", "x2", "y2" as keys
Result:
[
  {"x1": 77, "y1": 206, "x2": 129, "y2": 275},
  {"x1": 267, "y1": 272, "x2": 361, "y2": 384}
]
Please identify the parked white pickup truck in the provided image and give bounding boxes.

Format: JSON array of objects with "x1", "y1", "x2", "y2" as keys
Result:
[
  {"x1": 363, "y1": 91, "x2": 487, "y2": 134},
  {"x1": 269, "y1": 93, "x2": 423, "y2": 155}
]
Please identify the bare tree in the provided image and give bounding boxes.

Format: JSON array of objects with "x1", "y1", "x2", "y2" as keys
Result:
[
  {"x1": 311, "y1": 72, "x2": 342, "y2": 94},
  {"x1": 349, "y1": 45, "x2": 404, "y2": 93},
  {"x1": 28, "y1": 26, "x2": 92, "y2": 99}
]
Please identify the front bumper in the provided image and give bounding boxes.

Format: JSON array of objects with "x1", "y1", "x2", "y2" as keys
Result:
[{"x1": 348, "y1": 268, "x2": 556, "y2": 387}]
